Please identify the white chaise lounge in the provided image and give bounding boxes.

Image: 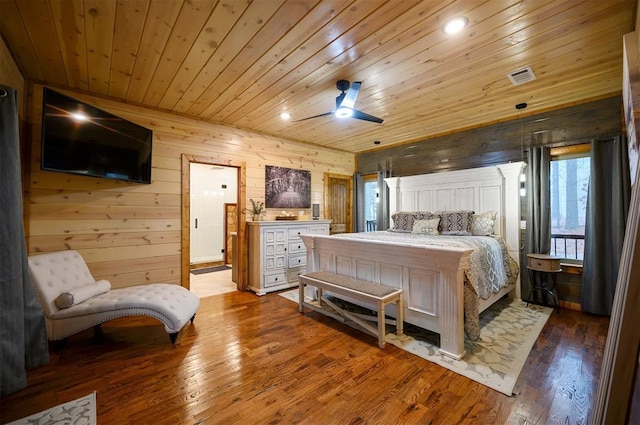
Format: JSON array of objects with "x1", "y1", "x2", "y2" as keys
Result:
[{"x1": 28, "y1": 250, "x2": 200, "y2": 345}]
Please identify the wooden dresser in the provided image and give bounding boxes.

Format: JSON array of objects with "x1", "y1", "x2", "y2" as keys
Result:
[{"x1": 247, "y1": 220, "x2": 331, "y2": 295}]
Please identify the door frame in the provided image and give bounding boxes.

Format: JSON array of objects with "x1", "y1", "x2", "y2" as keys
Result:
[
  {"x1": 324, "y1": 172, "x2": 353, "y2": 234},
  {"x1": 181, "y1": 154, "x2": 246, "y2": 291},
  {"x1": 224, "y1": 203, "x2": 237, "y2": 264}
]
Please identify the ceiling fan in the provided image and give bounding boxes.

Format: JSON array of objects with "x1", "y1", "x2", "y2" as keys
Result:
[{"x1": 293, "y1": 80, "x2": 383, "y2": 124}]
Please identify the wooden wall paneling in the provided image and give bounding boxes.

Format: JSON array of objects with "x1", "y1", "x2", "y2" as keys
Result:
[
  {"x1": 29, "y1": 230, "x2": 181, "y2": 252},
  {"x1": 227, "y1": 0, "x2": 415, "y2": 128},
  {"x1": 125, "y1": 0, "x2": 182, "y2": 104},
  {"x1": 27, "y1": 84, "x2": 353, "y2": 290},
  {"x1": 141, "y1": 0, "x2": 217, "y2": 107},
  {"x1": 83, "y1": 0, "x2": 116, "y2": 95},
  {"x1": 49, "y1": 0, "x2": 89, "y2": 92},
  {"x1": 13, "y1": 0, "x2": 67, "y2": 86},
  {"x1": 176, "y1": 0, "x2": 287, "y2": 115},
  {"x1": 108, "y1": 0, "x2": 149, "y2": 99},
  {"x1": 88, "y1": 254, "x2": 182, "y2": 289},
  {"x1": 356, "y1": 96, "x2": 622, "y2": 176},
  {"x1": 203, "y1": 0, "x2": 352, "y2": 122},
  {"x1": 0, "y1": 3, "x2": 44, "y2": 83},
  {"x1": 158, "y1": 0, "x2": 250, "y2": 111}
]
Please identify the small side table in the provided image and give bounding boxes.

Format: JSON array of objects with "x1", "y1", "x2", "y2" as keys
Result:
[{"x1": 526, "y1": 253, "x2": 562, "y2": 309}]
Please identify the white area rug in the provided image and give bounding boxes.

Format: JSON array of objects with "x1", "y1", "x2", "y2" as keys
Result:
[
  {"x1": 280, "y1": 289, "x2": 552, "y2": 396},
  {"x1": 6, "y1": 392, "x2": 96, "y2": 425}
]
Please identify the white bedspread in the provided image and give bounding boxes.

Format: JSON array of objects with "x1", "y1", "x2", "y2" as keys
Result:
[
  {"x1": 331, "y1": 231, "x2": 519, "y2": 340},
  {"x1": 333, "y1": 231, "x2": 517, "y2": 298}
]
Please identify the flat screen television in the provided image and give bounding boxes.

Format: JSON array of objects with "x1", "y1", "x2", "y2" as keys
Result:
[{"x1": 41, "y1": 88, "x2": 153, "y2": 184}]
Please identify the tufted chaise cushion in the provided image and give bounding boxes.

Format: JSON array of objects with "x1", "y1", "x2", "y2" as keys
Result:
[{"x1": 28, "y1": 250, "x2": 200, "y2": 342}]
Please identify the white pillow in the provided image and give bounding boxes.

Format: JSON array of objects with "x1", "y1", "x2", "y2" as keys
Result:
[
  {"x1": 471, "y1": 211, "x2": 498, "y2": 236},
  {"x1": 55, "y1": 280, "x2": 111, "y2": 309},
  {"x1": 412, "y1": 218, "x2": 440, "y2": 235}
]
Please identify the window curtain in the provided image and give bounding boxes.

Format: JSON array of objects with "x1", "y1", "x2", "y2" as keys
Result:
[
  {"x1": 354, "y1": 174, "x2": 365, "y2": 232},
  {"x1": 524, "y1": 146, "x2": 551, "y2": 303},
  {"x1": 376, "y1": 169, "x2": 391, "y2": 230},
  {"x1": 0, "y1": 85, "x2": 49, "y2": 396},
  {"x1": 582, "y1": 136, "x2": 631, "y2": 315}
]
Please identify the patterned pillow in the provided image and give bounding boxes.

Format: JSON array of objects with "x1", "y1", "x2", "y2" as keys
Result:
[
  {"x1": 471, "y1": 210, "x2": 498, "y2": 236},
  {"x1": 390, "y1": 211, "x2": 433, "y2": 232},
  {"x1": 412, "y1": 218, "x2": 440, "y2": 235},
  {"x1": 435, "y1": 210, "x2": 474, "y2": 235}
]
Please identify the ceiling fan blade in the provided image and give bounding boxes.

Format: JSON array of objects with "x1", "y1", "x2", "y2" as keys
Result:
[
  {"x1": 339, "y1": 81, "x2": 361, "y2": 109},
  {"x1": 351, "y1": 108, "x2": 383, "y2": 124},
  {"x1": 291, "y1": 111, "x2": 334, "y2": 123}
]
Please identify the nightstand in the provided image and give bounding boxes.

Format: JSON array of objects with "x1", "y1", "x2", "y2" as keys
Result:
[{"x1": 526, "y1": 253, "x2": 562, "y2": 309}]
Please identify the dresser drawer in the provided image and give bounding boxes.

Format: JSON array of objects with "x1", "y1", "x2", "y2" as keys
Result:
[
  {"x1": 288, "y1": 267, "x2": 306, "y2": 283},
  {"x1": 288, "y1": 240, "x2": 306, "y2": 254},
  {"x1": 288, "y1": 227, "x2": 309, "y2": 239},
  {"x1": 288, "y1": 254, "x2": 307, "y2": 268},
  {"x1": 264, "y1": 272, "x2": 287, "y2": 287}
]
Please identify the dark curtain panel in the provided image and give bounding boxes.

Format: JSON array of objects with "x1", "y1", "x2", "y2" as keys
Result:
[
  {"x1": 582, "y1": 136, "x2": 631, "y2": 315},
  {"x1": 377, "y1": 169, "x2": 391, "y2": 230},
  {"x1": 354, "y1": 174, "x2": 365, "y2": 232},
  {"x1": 524, "y1": 146, "x2": 551, "y2": 303},
  {"x1": 0, "y1": 85, "x2": 49, "y2": 396}
]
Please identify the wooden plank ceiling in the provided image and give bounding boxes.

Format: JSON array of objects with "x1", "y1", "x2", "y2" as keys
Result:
[{"x1": 0, "y1": 0, "x2": 635, "y2": 153}]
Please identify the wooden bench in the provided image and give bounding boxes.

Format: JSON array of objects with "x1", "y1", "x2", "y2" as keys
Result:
[{"x1": 298, "y1": 271, "x2": 404, "y2": 348}]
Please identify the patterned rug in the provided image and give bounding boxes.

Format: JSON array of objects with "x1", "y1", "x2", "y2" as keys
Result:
[
  {"x1": 279, "y1": 289, "x2": 552, "y2": 396},
  {"x1": 6, "y1": 392, "x2": 96, "y2": 425}
]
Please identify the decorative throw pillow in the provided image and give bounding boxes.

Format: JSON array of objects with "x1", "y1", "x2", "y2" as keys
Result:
[
  {"x1": 412, "y1": 218, "x2": 440, "y2": 235},
  {"x1": 436, "y1": 210, "x2": 475, "y2": 235},
  {"x1": 390, "y1": 211, "x2": 433, "y2": 232},
  {"x1": 471, "y1": 210, "x2": 498, "y2": 236},
  {"x1": 54, "y1": 279, "x2": 111, "y2": 309}
]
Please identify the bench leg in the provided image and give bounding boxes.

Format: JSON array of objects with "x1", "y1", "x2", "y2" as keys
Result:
[
  {"x1": 396, "y1": 296, "x2": 404, "y2": 337},
  {"x1": 298, "y1": 281, "x2": 305, "y2": 313},
  {"x1": 377, "y1": 301, "x2": 386, "y2": 348}
]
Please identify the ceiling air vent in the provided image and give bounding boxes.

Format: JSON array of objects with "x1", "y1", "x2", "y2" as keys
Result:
[{"x1": 507, "y1": 66, "x2": 536, "y2": 85}]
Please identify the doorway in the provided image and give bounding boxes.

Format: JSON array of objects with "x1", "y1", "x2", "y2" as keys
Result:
[
  {"x1": 181, "y1": 155, "x2": 246, "y2": 292},
  {"x1": 189, "y1": 163, "x2": 237, "y2": 268}
]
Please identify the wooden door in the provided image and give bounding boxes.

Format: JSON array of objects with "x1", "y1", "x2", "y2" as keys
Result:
[{"x1": 324, "y1": 173, "x2": 353, "y2": 234}]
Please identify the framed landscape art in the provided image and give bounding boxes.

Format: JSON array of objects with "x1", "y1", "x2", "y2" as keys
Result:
[{"x1": 265, "y1": 165, "x2": 311, "y2": 208}]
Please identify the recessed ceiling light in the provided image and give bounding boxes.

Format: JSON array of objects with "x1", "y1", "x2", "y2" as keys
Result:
[
  {"x1": 280, "y1": 111, "x2": 291, "y2": 120},
  {"x1": 442, "y1": 16, "x2": 468, "y2": 35}
]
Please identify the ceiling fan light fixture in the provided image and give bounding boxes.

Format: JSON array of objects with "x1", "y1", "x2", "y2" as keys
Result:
[
  {"x1": 442, "y1": 16, "x2": 468, "y2": 35},
  {"x1": 335, "y1": 106, "x2": 353, "y2": 118}
]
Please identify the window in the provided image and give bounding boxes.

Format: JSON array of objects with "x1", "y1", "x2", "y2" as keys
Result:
[
  {"x1": 364, "y1": 174, "x2": 378, "y2": 231},
  {"x1": 549, "y1": 145, "x2": 590, "y2": 260}
]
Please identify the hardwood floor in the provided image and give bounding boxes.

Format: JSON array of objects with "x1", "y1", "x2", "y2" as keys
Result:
[
  {"x1": 190, "y1": 268, "x2": 236, "y2": 298},
  {"x1": 1, "y1": 290, "x2": 609, "y2": 425}
]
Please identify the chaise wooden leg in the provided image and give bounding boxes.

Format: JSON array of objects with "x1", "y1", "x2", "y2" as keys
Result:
[
  {"x1": 190, "y1": 314, "x2": 196, "y2": 324},
  {"x1": 169, "y1": 332, "x2": 178, "y2": 344},
  {"x1": 93, "y1": 324, "x2": 104, "y2": 339}
]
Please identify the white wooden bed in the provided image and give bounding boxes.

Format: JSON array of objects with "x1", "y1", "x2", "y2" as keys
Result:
[{"x1": 300, "y1": 162, "x2": 525, "y2": 359}]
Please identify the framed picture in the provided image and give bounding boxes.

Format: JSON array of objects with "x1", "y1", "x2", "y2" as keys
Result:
[
  {"x1": 265, "y1": 165, "x2": 311, "y2": 208},
  {"x1": 623, "y1": 33, "x2": 640, "y2": 185}
]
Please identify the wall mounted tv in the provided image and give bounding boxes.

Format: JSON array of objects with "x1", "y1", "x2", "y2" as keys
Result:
[{"x1": 41, "y1": 88, "x2": 153, "y2": 184}]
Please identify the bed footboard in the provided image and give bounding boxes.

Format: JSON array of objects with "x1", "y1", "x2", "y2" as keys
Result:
[{"x1": 300, "y1": 234, "x2": 472, "y2": 359}]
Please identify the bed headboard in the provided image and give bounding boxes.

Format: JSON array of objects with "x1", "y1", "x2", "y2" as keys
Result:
[{"x1": 384, "y1": 162, "x2": 526, "y2": 296}]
